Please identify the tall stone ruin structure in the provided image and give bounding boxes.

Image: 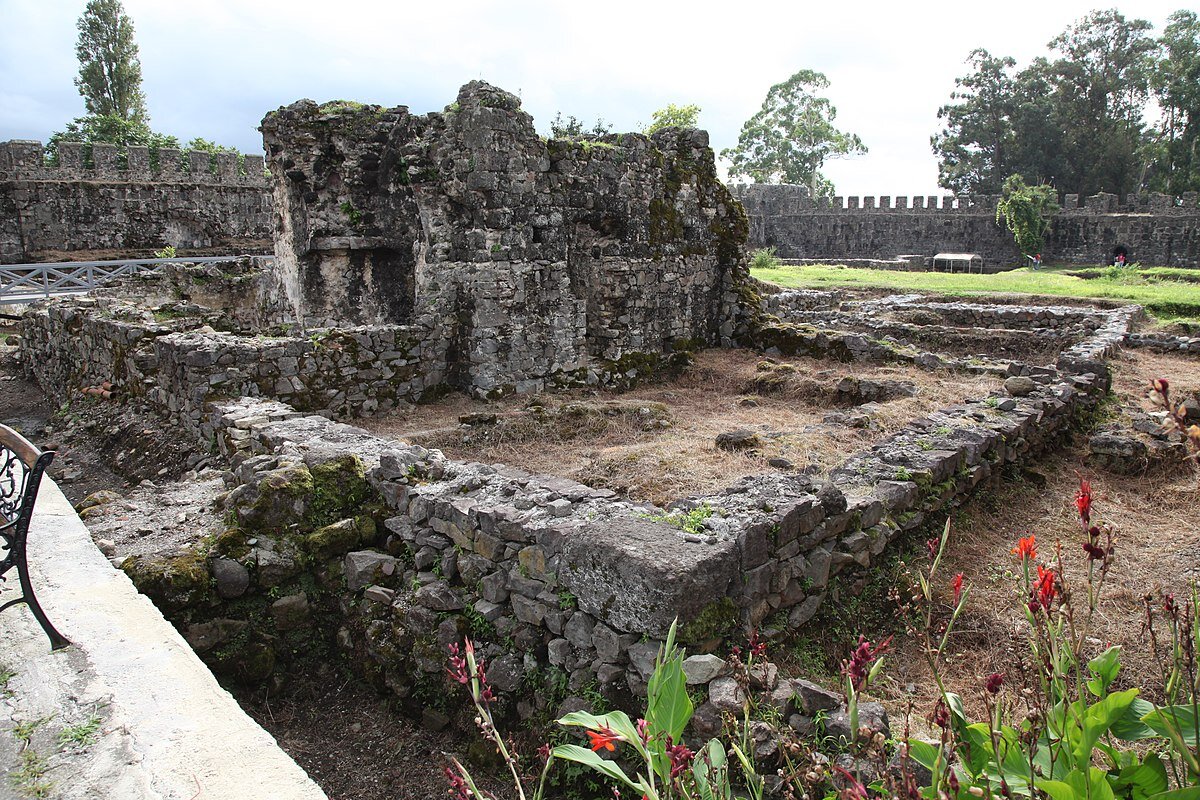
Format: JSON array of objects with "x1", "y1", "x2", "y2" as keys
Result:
[{"x1": 260, "y1": 81, "x2": 748, "y2": 397}]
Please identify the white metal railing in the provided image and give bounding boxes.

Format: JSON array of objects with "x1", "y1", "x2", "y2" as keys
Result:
[{"x1": 0, "y1": 256, "x2": 274, "y2": 305}]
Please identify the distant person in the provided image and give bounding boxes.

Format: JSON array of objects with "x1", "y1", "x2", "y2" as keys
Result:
[
  {"x1": 1116, "y1": 252, "x2": 1127, "y2": 267},
  {"x1": 1026, "y1": 253, "x2": 1042, "y2": 270}
]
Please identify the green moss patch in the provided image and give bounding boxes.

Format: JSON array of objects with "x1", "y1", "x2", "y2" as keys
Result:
[{"x1": 122, "y1": 550, "x2": 213, "y2": 612}]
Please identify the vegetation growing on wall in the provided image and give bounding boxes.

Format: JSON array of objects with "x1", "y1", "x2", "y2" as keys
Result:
[{"x1": 996, "y1": 173, "x2": 1060, "y2": 258}]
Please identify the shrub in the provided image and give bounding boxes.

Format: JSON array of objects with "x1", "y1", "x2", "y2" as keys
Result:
[{"x1": 750, "y1": 247, "x2": 782, "y2": 271}]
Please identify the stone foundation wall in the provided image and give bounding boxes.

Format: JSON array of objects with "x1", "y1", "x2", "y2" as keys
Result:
[
  {"x1": 23, "y1": 279, "x2": 1137, "y2": 705},
  {"x1": 733, "y1": 184, "x2": 1200, "y2": 268},
  {"x1": 152, "y1": 341, "x2": 1108, "y2": 703},
  {"x1": 18, "y1": 283, "x2": 698, "y2": 440},
  {"x1": 0, "y1": 140, "x2": 272, "y2": 264},
  {"x1": 19, "y1": 297, "x2": 444, "y2": 433}
]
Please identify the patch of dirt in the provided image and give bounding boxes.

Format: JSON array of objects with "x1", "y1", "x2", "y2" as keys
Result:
[
  {"x1": 232, "y1": 662, "x2": 515, "y2": 800},
  {"x1": 784, "y1": 347, "x2": 1200, "y2": 737},
  {"x1": 360, "y1": 349, "x2": 1002, "y2": 507},
  {"x1": 77, "y1": 473, "x2": 227, "y2": 561}
]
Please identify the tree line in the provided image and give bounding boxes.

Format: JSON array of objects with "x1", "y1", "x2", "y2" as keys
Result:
[
  {"x1": 933, "y1": 9, "x2": 1200, "y2": 197},
  {"x1": 51, "y1": 2, "x2": 1200, "y2": 201}
]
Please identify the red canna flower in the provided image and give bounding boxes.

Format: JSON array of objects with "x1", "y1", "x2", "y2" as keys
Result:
[
  {"x1": 951, "y1": 572, "x2": 964, "y2": 606},
  {"x1": 1012, "y1": 534, "x2": 1037, "y2": 561},
  {"x1": 444, "y1": 766, "x2": 471, "y2": 800},
  {"x1": 1031, "y1": 565, "x2": 1057, "y2": 611},
  {"x1": 1083, "y1": 524, "x2": 1114, "y2": 563},
  {"x1": 985, "y1": 673, "x2": 1004, "y2": 694},
  {"x1": 844, "y1": 634, "x2": 891, "y2": 691},
  {"x1": 926, "y1": 536, "x2": 940, "y2": 561},
  {"x1": 447, "y1": 642, "x2": 470, "y2": 685},
  {"x1": 1075, "y1": 478, "x2": 1093, "y2": 525},
  {"x1": 833, "y1": 765, "x2": 869, "y2": 800},
  {"x1": 665, "y1": 736, "x2": 695, "y2": 780},
  {"x1": 587, "y1": 727, "x2": 622, "y2": 752},
  {"x1": 930, "y1": 698, "x2": 950, "y2": 729}
]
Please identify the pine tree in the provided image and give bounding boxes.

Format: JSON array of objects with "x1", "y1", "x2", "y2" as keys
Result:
[{"x1": 74, "y1": 0, "x2": 148, "y2": 122}]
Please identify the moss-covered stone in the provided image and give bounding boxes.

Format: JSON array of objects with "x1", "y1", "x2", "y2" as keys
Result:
[
  {"x1": 239, "y1": 463, "x2": 315, "y2": 533},
  {"x1": 678, "y1": 596, "x2": 737, "y2": 648},
  {"x1": 304, "y1": 515, "x2": 377, "y2": 560},
  {"x1": 211, "y1": 526, "x2": 251, "y2": 560},
  {"x1": 307, "y1": 455, "x2": 373, "y2": 530},
  {"x1": 122, "y1": 550, "x2": 214, "y2": 612}
]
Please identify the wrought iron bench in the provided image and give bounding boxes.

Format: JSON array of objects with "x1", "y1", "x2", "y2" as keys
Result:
[{"x1": 0, "y1": 423, "x2": 70, "y2": 650}]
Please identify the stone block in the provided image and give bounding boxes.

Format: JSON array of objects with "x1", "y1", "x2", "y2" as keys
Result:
[
  {"x1": 561, "y1": 514, "x2": 738, "y2": 637},
  {"x1": 270, "y1": 593, "x2": 310, "y2": 630},
  {"x1": 344, "y1": 550, "x2": 397, "y2": 591},
  {"x1": 708, "y1": 676, "x2": 747, "y2": 714},
  {"x1": 682, "y1": 654, "x2": 728, "y2": 685},
  {"x1": 211, "y1": 557, "x2": 250, "y2": 599}
]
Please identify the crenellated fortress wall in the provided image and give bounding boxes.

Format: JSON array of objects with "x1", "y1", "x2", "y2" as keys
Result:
[
  {"x1": 0, "y1": 139, "x2": 273, "y2": 263},
  {"x1": 6, "y1": 133, "x2": 1200, "y2": 269},
  {"x1": 732, "y1": 184, "x2": 1200, "y2": 268}
]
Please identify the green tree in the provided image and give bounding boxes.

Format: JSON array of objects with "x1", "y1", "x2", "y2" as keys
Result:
[
  {"x1": 721, "y1": 70, "x2": 866, "y2": 197},
  {"x1": 1147, "y1": 10, "x2": 1200, "y2": 194},
  {"x1": 1006, "y1": 58, "x2": 1068, "y2": 190},
  {"x1": 931, "y1": 51, "x2": 1067, "y2": 194},
  {"x1": 932, "y1": 49, "x2": 1020, "y2": 194},
  {"x1": 74, "y1": 0, "x2": 147, "y2": 122},
  {"x1": 46, "y1": 114, "x2": 178, "y2": 167},
  {"x1": 185, "y1": 137, "x2": 244, "y2": 174},
  {"x1": 642, "y1": 103, "x2": 700, "y2": 135},
  {"x1": 996, "y1": 174, "x2": 1060, "y2": 257},
  {"x1": 1046, "y1": 9, "x2": 1156, "y2": 195}
]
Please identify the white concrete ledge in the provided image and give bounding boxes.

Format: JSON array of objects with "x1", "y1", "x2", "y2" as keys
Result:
[{"x1": 5, "y1": 478, "x2": 326, "y2": 800}]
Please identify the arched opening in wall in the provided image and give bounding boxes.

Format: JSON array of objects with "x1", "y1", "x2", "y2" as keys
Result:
[{"x1": 1111, "y1": 245, "x2": 1130, "y2": 266}]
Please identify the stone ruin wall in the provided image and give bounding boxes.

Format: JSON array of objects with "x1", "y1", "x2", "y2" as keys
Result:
[
  {"x1": 260, "y1": 81, "x2": 748, "y2": 398},
  {"x1": 18, "y1": 274, "x2": 1133, "y2": 705},
  {"x1": 11, "y1": 80, "x2": 1166, "y2": 713},
  {"x1": 16, "y1": 81, "x2": 752, "y2": 437},
  {"x1": 0, "y1": 140, "x2": 273, "y2": 264},
  {"x1": 5, "y1": 128, "x2": 1200, "y2": 271},
  {"x1": 733, "y1": 184, "x2": 1200, "y2": 268}
]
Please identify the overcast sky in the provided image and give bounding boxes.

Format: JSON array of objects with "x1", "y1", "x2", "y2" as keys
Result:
[{"x1": 0, "y1": 0, "x2": 1188, "y2": 196}]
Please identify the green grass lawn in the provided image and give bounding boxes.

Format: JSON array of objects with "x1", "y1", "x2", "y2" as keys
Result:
[{"x1": 750, "y1": 263, "x2": 1200, "y2": 323}]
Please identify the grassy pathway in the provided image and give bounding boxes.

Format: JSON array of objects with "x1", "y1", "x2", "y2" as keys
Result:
[{"x1": 750, "y1": 263, "x2": 1200, "y2": 322}]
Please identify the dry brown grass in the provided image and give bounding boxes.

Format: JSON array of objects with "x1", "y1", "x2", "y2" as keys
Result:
[
  {"x1": 847, "y1": 348, "x2": 1200, "y2": 733},
  {"x1": 358, "y1": 349, "x2": 1002, "y2": 506}
]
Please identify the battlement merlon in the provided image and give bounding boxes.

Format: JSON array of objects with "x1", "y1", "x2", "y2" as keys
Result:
[
  {"x1": 0, "y1": 139, "x2": 269, "y2": 187},
  {"x1": 728, "y1": 184, "x2": 1200, "y2": 215}
]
